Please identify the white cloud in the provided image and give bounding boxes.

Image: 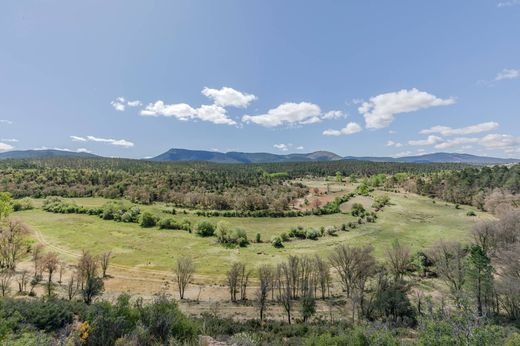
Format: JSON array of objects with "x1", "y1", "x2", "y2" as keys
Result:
[
  {"x1": 434, "y1": 137, "x2": 480, "y2": 150},
  {"x1": 323, "y1": 122, "x2": 362, "y2": 136},
  {"x1": 495, "y1": 68, "x2": 520, "y2": 81},
  {"x1": 273, "y1": 143, "x2": 289, "y2": 151},
  {"x1": 70, "y1": 135, "x2": 87, "y2": 142},
  {"x1": 76, "y1": 148, "x2": 92, "y2": 153},
  {"x1": 201, "y1": 87, "x2": 257, "y2": 108},
  {"x1": 0, "y1": 143, "x2": 14, "y2": 151},
  {"x1": 111, "y1": 97, "x2": 142, "y2": 111},
  {"x1": 480, "y1": 134, "x2": 520, "y2": 153},
  {"x1": 0, "y1": 120, "x2": 13, "y2": 125},
  {"x1": 386, "y1": 140, "x2": 403, "y2": 148},
  {"x1": 70, "y1": 135, "x2": 134, "y2": 148},
  {"x1": 243, "y1": 102, "x2": 321, "y2": 127},
  {"x1": 408, "y1": 135, "x2": 444, "y2": 146},
  {"x1": 358, "y1": 88, "x2": 455, "y2": 129},
  {"x1": 296, "y1": 146, "x2": 304, "y2": 150},
  {"x1": 393, "y1": 151, "x2": 413, "y2": 158},
  {"x1": 498, "y1": 0, "x2": 520, "y2": 7},
  {"x1": 420, "y1": 121, "x2": 499, "y2": 136},
  {"x1": 127, "y1": 100, "x2": 142, "y2": 107},
  {"x1": 322, "y1": 110, "x2": 346, "y2": 119},
  {"x1": 1, "y1": 138, "x2": 18, "y2": 143},
  {"x1": 141, "y1": 101, "x2": 236, "y2": 125}
]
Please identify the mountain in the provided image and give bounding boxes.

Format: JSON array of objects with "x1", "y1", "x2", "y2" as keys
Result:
[
  {"x1": 151, "y1": 148, "x2": 343, "y2": 163},
  {"x1": 0, "y1": 149, "x2": 99, "y2": 160},
  {"x1": 344, "y1": 152, "x2": 520, "y2": 165}
]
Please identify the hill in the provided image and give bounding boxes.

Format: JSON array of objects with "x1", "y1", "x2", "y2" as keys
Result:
[
  {"x1": 151, "y1": 148, "x2": 343, "y2": 163},
  {"x1": 345, "y1": 152, "x2": 520, "y2": 165},
  {"x1": 0, "y1": 149, "x2": 98, "y2": 160}
]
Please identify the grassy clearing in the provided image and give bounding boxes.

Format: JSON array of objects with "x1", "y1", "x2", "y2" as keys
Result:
[{"x1": 16, "y1": 190, "x2": 491, "y2": 280}]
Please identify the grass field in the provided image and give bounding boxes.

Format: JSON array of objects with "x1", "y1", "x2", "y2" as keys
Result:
[{"x1": 15, "y1": 188, "x2": 492, "y2": 281}]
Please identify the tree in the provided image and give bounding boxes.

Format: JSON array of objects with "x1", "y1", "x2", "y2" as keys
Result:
[
  {"x1": 429, "y1": 241, "x2": 467, "y2": 305},
  {"x1": 301, "y1": 292, "x2": 316, "y2": 323},
  {"x1": 175, "y1": 256, "x2": 195, "y2": 299},
  {"x1": 227, "y1": 262, "x2": 244, "y2": 302},
  {"x1": 256, "y1": 264, "x2": 273, "y2": 321},
  {"x1": 0, "y1": 269, "x2": 13, "y2": 296},
  {"x1": 314, "y1": 255, "x2": 331, "y2": 299},
  {"x1": 329, "y1": 244, "x2": 373, "y2": 298},
  {"x1": 78, "y1": 250, "x2": 104, "y2": 304},
  {"x1": 466, "y1": 244, "x2": 493, "y2": 316},
  {"x1": 0, "y1": 192, "x2": 13, "y2": 221},
  {"x1": 0, "y1": 220, "x2": 28, "y2": 270},
  {"x1": 276, "y1": 262, "x2": 293, "y2": 324},
  {"x1": 100, "y1": 251, "x2": 112, "y2": 278},
  {"x1": 42, "y1": 251, "x2": 59, "y2": 297},
  {"x1": 386, "y1": 240, "x2": 411, "y2": 282}
]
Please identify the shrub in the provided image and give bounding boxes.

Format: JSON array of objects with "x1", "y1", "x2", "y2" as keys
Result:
[
  {"x1": 351, "y1": 203, "x2": 366, "y2": 217},
  {"x1": 139, "y1": 212, "x2": 157, "y2": 228},
  {"x1": 326, "y1": 226, "x2": 338, "y2": 236},
  {"x1": 289, "y1": 226, "x2": 306, "y2": 239},
  {"x1": 12, "y1": 197, "x2": 34, "y2": 211},
  {"x1": 305, "y1": 228, "x2": 320, "y2": 240},
  {"x1": 280, "y1": 232, "x2": 290, "y2": 241},
  {"x1": 256, "y1": 233, "x2": 262, "y2": 243},
  {"x1": 271, "y1": 235, "x2": 284, "y2": 248},
  {"x1": 467, "y1": 210, "x2": 476, "y2": 216},
  {"x1": 158, "y1": 217, "x2": 182, "y2": 230},
  {"x1": 196, "y1": 221, "x2": 215, "y2": 237}
]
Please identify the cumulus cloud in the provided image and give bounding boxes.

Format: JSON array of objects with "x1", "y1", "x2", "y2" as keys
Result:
[
  {"x1": 420, "y1": 121, "x2": 499, "y2": 136},
  {"x1": 201, "y1": 87, "x2": 257, "y2": 108},
  {"x1": 243, "y1": 102, "x2": 322, "y2": 127},
  {"x1": 480, "y1": 134, "x2": 520, "y2": 153},
  {"x1": 408, "y1": 135, "x2": 444, "y2": 146},
  {"x1": 434, "y1": 137, "x2": 480, "y2": 149},
  {"x1": 322, "y1": 110, "x2": 346, "y2": 119},
  {"x1": 273, "y1": 143, "x2": 289, "y2": 151},
  {"x1": 76, "y1": 148, "x2": 92, "y2": 153},
  {"x1": 393, "y1": 151, "x2": 413, "y2": 158},
  {"x1": 495, "y1": 68, "x2": 520, "y2": 81},
  {"x1": 296, "y1": 146, "x2": 304, "y2": 150},
  {"x1": 111, "y1": 97, "x2": 143, "y2": 111},
  {"x1": 141, "y1": 101, "x2": 236, "y2": 125},
  {"x1": 358, "y1": 88, "x2": 455, "y2": 129},
  {"x1": 0, "y1": 120, "x2": 13, "y2": 125},
  {"x1": 70, "y1": 135, "x2": 134, "y2": 148},
  {"x1": 1, "y1": 138, "x2": 18, "y2": 143},
  {"x1": 386, "y1": 140, "x2": 403, "y2": 148},
  {"x1": 323, "y1": 122, "x2": 362, "y2": 136},
  {"x1": 0, "y1": 143, "x2": 14, "y2": 151}
]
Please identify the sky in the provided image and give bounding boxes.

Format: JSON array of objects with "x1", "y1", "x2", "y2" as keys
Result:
[{"x1": 1, "y1": 1, "x2": 519, "y2": 159}]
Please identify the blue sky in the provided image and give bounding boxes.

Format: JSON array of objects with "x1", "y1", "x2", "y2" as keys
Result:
[{"x1": 1, "y1": 1, "x2": 519, "y2": 158}]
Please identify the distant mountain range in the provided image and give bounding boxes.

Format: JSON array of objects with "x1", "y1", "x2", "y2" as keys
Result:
[
  {"x1": 0, "y1": 148, "x2": 518, "y2": 165},
  {"x1": 0, "y1": 149, "x2": 98, "y2": 160}
]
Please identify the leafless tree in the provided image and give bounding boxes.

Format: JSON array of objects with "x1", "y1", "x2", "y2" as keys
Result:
[
  {"x1": 287, "y1": 255, "x2": 300, "y2": 299},
  {"x1": 385, "y1": 240, "x2": 411, "y2": 282},
  {"x1": 174, "y1": 256, "x2": 195, "y2": 299},
  {"x1": 329, "y1": 244, "x2": 373, "y2": 298},
  {"x1": 0, "y1": 220, "x2": 28, "y2": 270},
  {"x1": 67, "y1": 271, "x2": 80, "y2": 301},
  {"x1": 227, "y1": 262, "x2": 244, "y2": 302},
  {"x1": 100, "y1": 251, "x2": 112, "y2": 278},
  {"x1": 42, "y1": 251, "x2": 59, "y2": 296},
  {"x1": 32, "y1": 243, "x2": 44, "y2": 277},
  {"x1": 314, "y1": 255, "x2": 331, "y2": 299},
  {"x1": 239, "y1": 264, "x2": 251, "y2": 301},
  {"x1": 429, "y1": 241, "x2": 467, "y2": 305},
  {"x1": 17, "y1": 269, "x2": 29, "y2": 293},
  {"x1": 256, "y1": 264, "x2": 273, "y2": 321},
  {"x1": 276, "y1": 263, "x2": 293, "y2": 324},
  {"x1": 0, "y1": 269, "x2": 13, "y2": 296}
]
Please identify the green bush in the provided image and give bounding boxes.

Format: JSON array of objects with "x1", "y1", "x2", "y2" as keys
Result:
[
  {"x1": 305, "y1": 228, "x2": 320, "y2": 240},
  {"x1": 271, "y1": 235, "x2": 284, "y2": 248},
  {"x1": 196, "y1": 221, "x2": 215, "y2": 237},
  {"x1": 139, "y1": 212, "x2": 157, "y2": 228}
]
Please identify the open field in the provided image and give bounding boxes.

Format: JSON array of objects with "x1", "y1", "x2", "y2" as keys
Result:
[{"x1": 15, "y1": 189, "x2": 491, "y2": 283}]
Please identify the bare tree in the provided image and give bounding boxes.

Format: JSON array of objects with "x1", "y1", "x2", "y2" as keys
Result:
[
  {"x1": 329, "y1": 244, "x2": 373, "y2": 298},
  {"x1": 42, "y1": 252, "x2": 59, "y2": 296},
  {"x1": 17, "y1": 269, "x2": 29, "y2": 293},
  {"x1": 32, "y1": 243, "x2": 44, "y2": 277},
  {"x1": 287, "y1": 256, "x2": 300, "y2": 299},
  {"x1": 227, "y1": 262, "x2": 244, "y2": 302},
  {"x1": 429, "y1": 241, "x2": 467, "y2": 305},
  {"x1": 385, "y1": 240, "x2": 411, "y2": 282},
  {"x1": 239, "y1": 264, "x2": 251, "y2": 301},
  {"x1": 175, "y1": 256, "x2": 195, "y2": 299},
  {"x1": 314, "y1": 255, "x2": 331, "y2": 299},
  {"x1": 0, "y1": 269, "x2": 13, "y2": 296},
  {"x1": 276, "y1": 262, "x2": 293, "y2": 324},
  {"x1": 0, "y1": 220, "x2": 28, "y2": 270},
  {"x1": 100, "y1": 251, "x2": 112, "y2": 278},
  {"x1": 78, "y1": 251, "x2": 103, "y2": 304},
  {"x1": 256, "y1": 264, "x2": 273, "y2": 321},
  {"x1": 67, "y1": 271, "x2": 80, "y2": 301}
]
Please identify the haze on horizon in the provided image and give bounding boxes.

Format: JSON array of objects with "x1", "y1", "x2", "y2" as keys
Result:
[{"x1": 1, "y1": 1, "x2": 519, "y2": 159}]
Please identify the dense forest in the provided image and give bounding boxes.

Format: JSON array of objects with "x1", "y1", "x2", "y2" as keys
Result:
[{"x1": 0, "y1": 157, "x2": 466, "y2": 211}]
